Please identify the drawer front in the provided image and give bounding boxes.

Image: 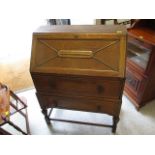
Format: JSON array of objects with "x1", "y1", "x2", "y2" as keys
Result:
[
  {"x1": 36, "y1": 93, "x2": 121, "y2": 116},
  {"x1": 33, "y1": 75, "x2": 123, "y2": 99}
]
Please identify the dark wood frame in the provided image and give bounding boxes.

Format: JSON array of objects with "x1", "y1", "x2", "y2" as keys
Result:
[
  {"x1": 41, "y1": 107, "x2": 119, "y2": 133},
  {"x1": 124, "y1": 19, "x2": 155, "y2": 109},
  {"x1": 30, "y1": 25, "x2": 127, "y2": 134}
]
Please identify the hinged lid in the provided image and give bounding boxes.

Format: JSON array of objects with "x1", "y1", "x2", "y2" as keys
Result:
[{"x1": 30, "y1": 25, "x2": 127, "y2": 77}]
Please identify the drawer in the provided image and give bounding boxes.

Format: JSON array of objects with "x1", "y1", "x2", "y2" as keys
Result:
[
  {"x1": 36, "y1": 93, "x2": 121, "y2": 116},
  {"x1": 33, "y1": 75, "x2": 123, "y2": 99}
]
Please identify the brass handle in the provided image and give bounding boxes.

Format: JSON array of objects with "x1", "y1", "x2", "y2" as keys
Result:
[
  {"x1": 97, "y1": 85, "x2": 104, "y2": 94},
  {"x1": 58, "y1": 50, "x2": 93, "y2": 58},
  {"x1": 139, "y1": 36, "x2": 143, "y2": 39}
]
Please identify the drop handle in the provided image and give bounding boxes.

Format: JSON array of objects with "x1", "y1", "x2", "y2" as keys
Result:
[{"x1": 97, "y1": 85, "x2": 104, "y2": 94}]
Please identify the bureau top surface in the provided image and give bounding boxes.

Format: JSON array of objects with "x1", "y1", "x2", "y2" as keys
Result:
[
  {"x1": 30, "y1": 25, "x2": 127, "y2": 78},
  {"x1": 33, "y1": 25, "x2": 127, "y2": 37}
]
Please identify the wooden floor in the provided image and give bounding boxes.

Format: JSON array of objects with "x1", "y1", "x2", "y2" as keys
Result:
[{"x1": 0, "y1": 55, "x2": 34, "y2": 91}]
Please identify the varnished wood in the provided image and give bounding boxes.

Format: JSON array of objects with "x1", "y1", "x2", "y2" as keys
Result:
[
  {"x1": 58, "y1": 50, "x2": 93, "y2": 58},
  {"x1": 30, "y1": 25, "x2": 127, "y2": 78},
  {"x1": 34, "y1": 25, "x2": 127, "y2": 35},
  {"x1": 49, "y1": 118, "x2": 113, "y2": 128},
  {"x1": 36, "y1": 92, "x2": 121, "y2": 116},
  {"x1": 32, "y1": 75, "x2": 123, "y2": 99},
  {"x1": 124, "y1": 19, "x2": 155, "y2": 109},
  {"x1": 30, "y1": 25, "x2": 127, "y2": 133},
  {"x1": 112, "y1": 116, "x2": 119, "y2": 133}
]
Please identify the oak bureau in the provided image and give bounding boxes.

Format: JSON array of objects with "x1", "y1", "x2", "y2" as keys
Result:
[{"x1": 30, "y1": 25, "x2": 127, "y2": 133}]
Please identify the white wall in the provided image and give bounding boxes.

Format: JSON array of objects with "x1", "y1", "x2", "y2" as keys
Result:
[
  {"x1": 71, "y1": 19, "x2": 95, "y2": 25},
  {"x1": 0, "y1": 19, "x2": 95, "y2": 59},
  {"x1": 0, "y1": 19, "x2": 46, "y2": 59}
]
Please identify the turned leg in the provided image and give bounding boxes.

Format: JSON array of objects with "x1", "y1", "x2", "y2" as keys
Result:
[
  {"x1": 42, "y1": 109, "x2": 51, "y2": 124},
  {"x1": 42, "y1": 109, "x2": 48, "y2": 117},
  {"x1": 42, "y1": 108, "x2": 54, "y2": 124},
  {"x1": 112, "y1": 116, "x2": 119, "y2": 133}
]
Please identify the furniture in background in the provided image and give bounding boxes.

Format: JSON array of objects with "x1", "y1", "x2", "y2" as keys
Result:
[
  {"x1": 96, "y1": 19, "x2": 132, "y2": 27},
  {"x1": 0, "y1": 83, "x2": 30, "y2": 135},
  {"x1": 30, "y1": 25, "x2": 127, "y2": 133},
  {"x1": 124, "y1": 19, "x2": 155, "y2": 109},
  {"x1": 96, "y1": 19, "x2": 118, "y2": 25},
  {"x1": 47, "y1": 19, "x2": 71, "y2": 25}
]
